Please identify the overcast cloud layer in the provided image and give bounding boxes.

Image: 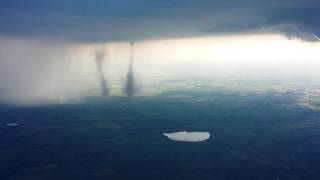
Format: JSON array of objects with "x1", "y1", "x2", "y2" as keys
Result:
[
  {"x1": 0, "y1": 1, "x2": 320, "y2": 105},
  {"x1": 0, "y1": 0, "x2": 319, "y2": 42}
]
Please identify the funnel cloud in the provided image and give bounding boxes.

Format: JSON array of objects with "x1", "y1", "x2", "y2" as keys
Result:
[
  {"x1": 123, "y1": 42, "x2": 137, "y2": 97},
  {"x1": 95, "y1": 47, "x2": 109, "y2": 96}
]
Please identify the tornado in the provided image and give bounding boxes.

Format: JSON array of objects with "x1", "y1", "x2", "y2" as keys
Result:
[
  {"x1": 95, "y1": 48, "x2": 109, "y2": 96},
  {"x1": 123, "y1": 42, "x2": 136, "y2": 97}
]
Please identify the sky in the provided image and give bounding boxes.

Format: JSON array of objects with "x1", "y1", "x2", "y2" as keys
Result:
[
  {"x1": 0, "y1": 0, "x2": 319, "y2": 42},
  {"x1": 0, "y1": 1, "x2": 319, "y2": 105}
]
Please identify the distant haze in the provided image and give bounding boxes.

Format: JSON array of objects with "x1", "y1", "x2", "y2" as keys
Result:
[{"x1": 0, "y1": 34, "x2": 319, "y2": 105}]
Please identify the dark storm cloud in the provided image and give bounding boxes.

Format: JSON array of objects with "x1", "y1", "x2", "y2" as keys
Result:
[{"x1": 0, "y1": 0, "x2": 319, "y2": 42}]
